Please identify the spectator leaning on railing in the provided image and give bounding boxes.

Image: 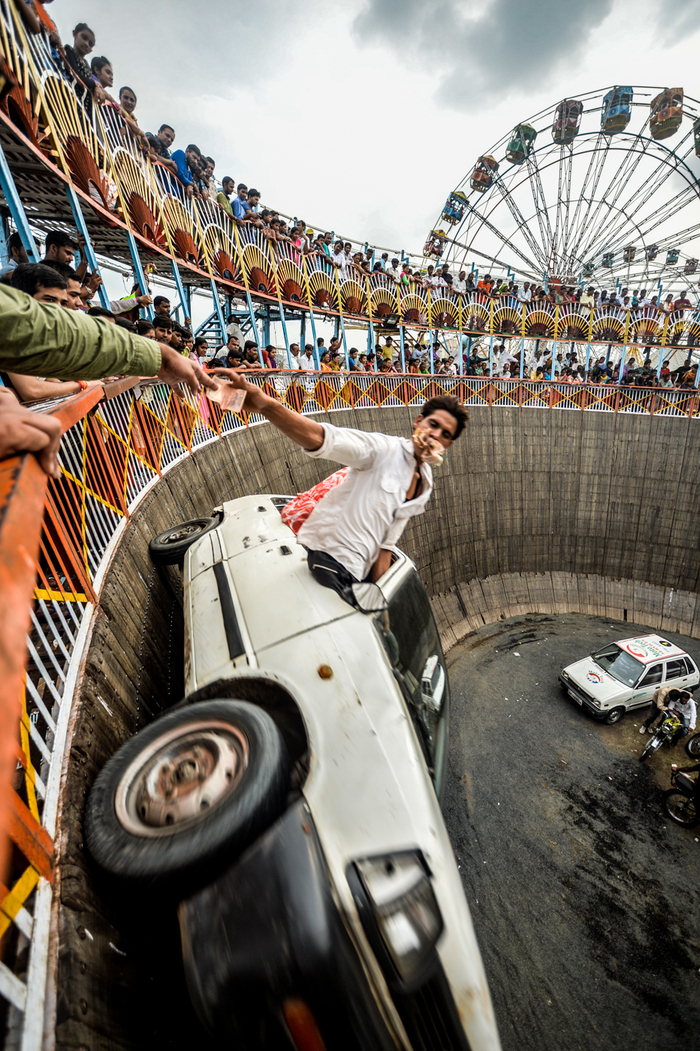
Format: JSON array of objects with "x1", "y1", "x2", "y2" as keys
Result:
[{"x1": 0, "y1": 285, "x2": 217, "y2": 477}]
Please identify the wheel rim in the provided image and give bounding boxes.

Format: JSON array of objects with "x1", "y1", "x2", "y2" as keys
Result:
[
  {"x1": 115, "y1": 720, "x2": 249, "y2": 837},
  {"x1": 665, "y1": 791, "x2": 697, "y2": 826},
  {"x1": 160, "y1": 522, "x2": 205, "y2": 545},
  {"x1": 687, "y1": 735, "x2": 700, "y2": 757}
]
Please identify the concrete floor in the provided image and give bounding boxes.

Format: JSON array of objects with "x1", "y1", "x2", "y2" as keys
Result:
[{"x1": 443, "y1": 612, "x2": 700, "y2": 1051}]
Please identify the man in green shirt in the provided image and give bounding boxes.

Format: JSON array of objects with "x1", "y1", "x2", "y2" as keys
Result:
[
  {"x1": 217, "y1": 176, "x2": 235, "y2": 217},
  {"x1": 0, "y1": 285, "x2": 217, "y2": 476}
]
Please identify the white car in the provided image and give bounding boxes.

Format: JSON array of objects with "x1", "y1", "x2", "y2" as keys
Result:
[
  {"x1": 560, "y1": 634, "x2": 699, "y2": 724},
  {"x1": 86, "y1": 495, "x2": 501, "y2": 1051}
]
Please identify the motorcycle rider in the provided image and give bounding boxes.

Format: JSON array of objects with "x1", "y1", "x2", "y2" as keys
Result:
[
  {"x1": 639, "y1": 688, "x2": 696, "y2": 745},
  {"x1": 670, "y1": 760, "x2": 700, "y2": 806}
]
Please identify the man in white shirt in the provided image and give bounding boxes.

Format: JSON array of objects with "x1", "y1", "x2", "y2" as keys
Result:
[
  {"x1": 452, "y1": 271, "x2": 468, "y2": 295},
  {"x1": 299, "y1": 345, "x2": 316, "y2": 370},
  {"x1": 387, "y1": 258, "x2": 402, "y2": 284},
  {"x1": 497, "y1": 344, "x2": 518, "y2": 374},
  {"x1": 280, "y1": 342, "x2": 301, "y2": 370},
  {"x1": 518, "y1": 282, "x2": 532, "y2": 304},
  {"x1": 206, "y1": 375, "x2": 468, "y2": 590}
]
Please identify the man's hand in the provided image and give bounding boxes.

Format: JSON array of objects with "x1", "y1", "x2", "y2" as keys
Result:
[
  {"x1": 86, "y1": 271, "x2": 103, "y2": 294},
  {"x1": 0, "y1": 396, "x2": 62, "y2": 478},
  {"x1": 158, "y1": 345, "x2": 218, "y2": 394},
  {"x1": 207, "y1": 369, "x2": 267, "y2": 411},
  {"x1": 138, "y1": 294, "x2": 153, "y2": 307}
]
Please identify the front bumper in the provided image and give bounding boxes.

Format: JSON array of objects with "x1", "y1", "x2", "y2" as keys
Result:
[
  {"x1": 178, "y1": 800, "x2": 471, "y2": 1050},
  {"x1": 559, "y1": 675, "x2": 606, "y2": 719}
]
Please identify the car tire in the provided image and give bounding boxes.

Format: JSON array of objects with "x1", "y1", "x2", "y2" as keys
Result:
[
  {"x1": 85, "y1": 700, "x2": 290, "y2": 891},
  {"x1": 662, "y1": 789, "x2": 699, "y2": 827},
  {"x1": 604, "y1": 707, "x2": 625, "y2": 725},
  {"x1": 149, "y1": 517, "x2": 218, "y2": 565},
  {"x1": 685, "y1": 732, "x2": 700, "y2": 759}
]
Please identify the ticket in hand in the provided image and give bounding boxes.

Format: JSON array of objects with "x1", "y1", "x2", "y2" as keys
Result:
[{"x1": 206, "y1": 385, "x2": 246, "y2": 412}]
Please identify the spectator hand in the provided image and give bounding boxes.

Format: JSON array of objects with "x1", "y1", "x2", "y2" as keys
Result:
[
  {"x1": 157, "y1": 345, "x2": 218, "y2": 395},
  {"x1": 207, "y1": 369, "x2": 266, "y2": 411},
  {"x1": 87, "y1": 271, "x2": 103, "y2": 294},
  {"x1": 0, "y1": 395, "x2": 62, "y2": 478}
]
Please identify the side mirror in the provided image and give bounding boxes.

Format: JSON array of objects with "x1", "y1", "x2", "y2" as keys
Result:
[{"x1": 351, "y1": 582, "x2": 387, "y2": 614}]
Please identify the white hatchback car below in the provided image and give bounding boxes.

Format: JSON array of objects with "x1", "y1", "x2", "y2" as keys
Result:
[
  {"x1": 559, "y1": 634, "x2": 699, "y2": 723},
  {"x1": 86, "y1": 495, "x2": 502, "y2": 1051}
]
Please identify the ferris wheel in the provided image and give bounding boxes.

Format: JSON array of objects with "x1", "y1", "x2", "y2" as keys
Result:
[{"x1": 425, "y1": 85, "x2": 700, "y2": 295}]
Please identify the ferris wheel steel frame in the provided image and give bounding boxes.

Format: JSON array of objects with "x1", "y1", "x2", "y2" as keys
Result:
[{"x1": 432, "y1": 85, "x2": 700, "y2": 292}]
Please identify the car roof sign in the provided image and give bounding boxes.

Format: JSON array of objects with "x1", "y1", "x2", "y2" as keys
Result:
[{"x1": 616, "y1": 635, "x2": 685, "y2": 664}]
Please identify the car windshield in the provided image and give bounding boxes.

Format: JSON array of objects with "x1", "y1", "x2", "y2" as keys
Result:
[{"x1": 592, "y1": 645, "x2": 644, "y2": 687}]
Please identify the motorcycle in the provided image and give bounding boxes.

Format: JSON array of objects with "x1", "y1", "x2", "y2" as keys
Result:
[
  {"x1": 662, "y1": 769, "x2": 699, "y2": 828},
  {"x1": 639, "y1": 710, "x2": 684, "y2": 762},
  {"x1": 685, "y1": 730, "x2": 700, "y2": 759}
]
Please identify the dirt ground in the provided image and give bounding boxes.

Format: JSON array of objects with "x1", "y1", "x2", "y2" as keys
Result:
[{"x1": 442, "y1": 613, "x2": 700, "y2": 1051}]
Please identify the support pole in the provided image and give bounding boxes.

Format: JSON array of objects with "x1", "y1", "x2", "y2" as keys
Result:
[
  {"x1": 126, "y1": 231, "x2": 154, "y2": 318},
  {"x1": 278, "y1": 299, "x2": 290, "y2": 357},
  {"x1": 339, "y1": 314, "x2": 349, "y2": 370},
  {"x1": 170, "y1": 260, "x2": 190, "y2": 325},
  {"x1": 244, "y1": 291, "x2": 263, "y2": 364},
  {"x1": 399, "y1": 325, "x2": 406, "y2": 373},
  {"x1": 488, "y1": 334, "x2": 494, "y2": 378},
  {"x1": 307, "y1": 310, "x2": 319, "y2": 369},
  {"x1": 300, "y1": 311, "x2": 307, "y2": 360},
  {"x1": 519, "y1": 337, "x2": 525, "y2": 379},
  {"x1": 209, "y1": 278, "x2": 227, "y2": 346},
  {"x1": 618, "y1": 345, "x2": 627, "y2": 385},
  {"x1": 66, "y1": 185, "x2": 111, "y2": 309},
  {"x1": 585, "y1": 342, "x2": 592, "y2": 379},
  {"x1": 0, "y1": 142, "x2": 39, "y2": 264}
]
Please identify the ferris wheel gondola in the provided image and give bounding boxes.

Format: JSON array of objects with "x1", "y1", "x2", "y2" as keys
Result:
[{"x1": 426, "y1": 85, "x2": 700, "y2": 297}]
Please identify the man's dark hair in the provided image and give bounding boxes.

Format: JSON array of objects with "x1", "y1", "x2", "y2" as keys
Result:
[
  {"x1": 153, "y1": 316, "x2": 173, "y2": 331},
  {"x1": 668, "y1": 690, "x2": 682, "y2": 702},
  {"x1": 248, "y1": 188, "x2": 260, "y2": 198},
  {"x1": 136, "y1": 319, "x2": 156, "y2": 336},
  {"x1": 8, "y1": 232, "x2": 23, "y2": 252},
  {"x1": 45, "y1": 230, "x2": 76, "y2": 251},
  {"x1": 114, "y1": 316, "x2": 136, "y2": 332},
  {"x1": 87, "y1": 306, "x2": 116, "y2": 319},
  {"x1": 41, "y1": 259, "x2": 78, "y2": 281},
  {"x1": 153, "y1": 295, "x2": 170, "y2": 308},
  {"x1": 158, "y1": 123, "x2": 175, "y2": 134},
  {"x1": 244, "y1": 340, "x2": 257, "y2": 353},
  {"x1": 91, "y1": 56, "x2": 111, "y2": 74},
  {"x1": 419, "y1": 395, "x2": 469, "y2": 439},
  {"x1": 222, "y1": 176, "x2": 234, "y2": 187},
  {"x1": 186, "y1": 143, "x2": 202, "y2": 155},
  {"x1": 305, "y1": 344, "x2": 313, "y2": 352},
  {"x1": 11, "y1": 263, "x2": 67, "y2": 295},
  {"x1": 237, "y1": 183, "x2": 248, "y2": 192},
  {"x1": 206, "y1": 156, "x2": 215, "y2": 166}
]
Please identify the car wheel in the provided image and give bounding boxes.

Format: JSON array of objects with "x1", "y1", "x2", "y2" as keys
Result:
[
  {"x1": 662, "y1": 789, "x2": 699, "y2": 828},
  {"x1": 685, "y1": 732, "x2": 700, "y2": 759},
  {"x1": 604, "y1": 707, "x2": 625, "y2": 725},
  {"x1": 85, "y1": 700, "x2": 289, "y2": 891},
  {"x1": 149, "y1": 517, "x2": 218, "y2": 565}
]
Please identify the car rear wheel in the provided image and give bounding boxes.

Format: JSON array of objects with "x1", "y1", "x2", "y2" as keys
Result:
[
  {"x1": 149, "y1": 517, "x2": 218, "y2": 564},
  {"x1": 662, "y1": 789, "x2": 699, "y2": 827},
  {"x1": 85, "y1": 701, "x2": 289, "y2": 891},
  {"x1": 604, "y1": 706, "x2": 625, "y2": 725},
  {"x1": 685, "y1": 732, "x2": 700, "y2": 759}
]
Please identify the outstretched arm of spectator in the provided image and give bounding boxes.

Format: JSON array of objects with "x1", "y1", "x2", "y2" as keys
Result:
[
  {"x1": 0, "y1": 390, "x2": 62, "y2": 478},
  {"x1": 208, "y1": 370, "x2": 324, "y2": 450},
  {"x1": 0, "y1": 286, "x2": 215, "y2": 394}
]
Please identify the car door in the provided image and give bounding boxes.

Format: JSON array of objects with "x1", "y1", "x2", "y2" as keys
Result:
[
  {"x1": 664, "y1": 656, "x2": 691, "y2": 691},
  {"x1": 630, "y1": 662, "x2": 664, "y2": 707}
]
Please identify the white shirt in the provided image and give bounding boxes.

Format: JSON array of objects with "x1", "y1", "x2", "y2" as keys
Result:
[
  {"x1": 452, "y1": 278, "x2": 467, "y2": 294},
  {"x1": 299, "y1": 354, "x2": 316, "y2": 371},
  {"x1": 669, "y1": 696, "x2": 697, "y2": 731},
  {"x1": 518, "y1": 288, "x2": 532, "y2": 303},
  {"x1": 498, "y1": 349, "x2": 518, "y2": 369},
  {"x1": 387, "y1": 267, "x2": 402, "y2": 284},
  {"x1": 297, "y1": 424, "x2": 434, "y2": 580}
]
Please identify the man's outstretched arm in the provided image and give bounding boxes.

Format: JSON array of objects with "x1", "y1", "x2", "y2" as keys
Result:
[{"x1": 209, "y1": 370, "x2": 324, "y2": 450}]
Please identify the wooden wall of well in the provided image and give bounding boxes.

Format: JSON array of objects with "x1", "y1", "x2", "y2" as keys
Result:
[{"x1": 54, "y1": 404, "x2": 700, "y2": 1050}]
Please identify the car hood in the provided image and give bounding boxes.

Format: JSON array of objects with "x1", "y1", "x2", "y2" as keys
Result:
[{"x1": 565, "y1": 657, "x2": 626, "y2": 701}]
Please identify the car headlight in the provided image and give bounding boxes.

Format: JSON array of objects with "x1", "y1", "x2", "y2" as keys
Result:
[{"x1": 352, "y1": 852, "x2": 443, "y2": 983}]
